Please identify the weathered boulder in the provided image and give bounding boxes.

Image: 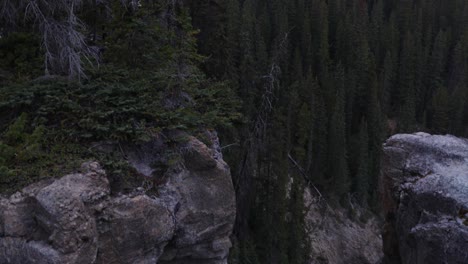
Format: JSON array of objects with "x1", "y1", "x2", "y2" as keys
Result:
[
  {"x1": 95, "y1": 195, "x2": 174, "y2": 264},
  {"x1": 380, "y1": 133, "x2": 468, "y2": 264},
  {"x1": 0, "y1": 134, "x2": 235, "y2": 264},
  {"x1": 157, "y1": 133, "x2": 235, "y2": 264}
]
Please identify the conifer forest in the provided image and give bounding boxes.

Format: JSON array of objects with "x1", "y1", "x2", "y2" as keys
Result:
[{"x1": 0, "y1": 0, "x2": 467, "y2": 263}]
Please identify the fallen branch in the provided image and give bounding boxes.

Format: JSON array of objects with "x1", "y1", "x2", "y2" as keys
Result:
[{"x1": 287, "y1": 153, "x2": 323, "y2": 201}]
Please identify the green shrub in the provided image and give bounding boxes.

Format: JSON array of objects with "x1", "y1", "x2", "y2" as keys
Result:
[{"x1": 0, "y1": 2, "x2": 241, "y2": 193}]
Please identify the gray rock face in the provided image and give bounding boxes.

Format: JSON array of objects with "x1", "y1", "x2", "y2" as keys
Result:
[
  {"x1": 0, "y1": 135, "x2": 235, "y2": 264},
  {"x1": 305, "y1": 187, "x2": 383, "y2": 264},
  {"x1": 380, "y1": 133, "x2": 468, "y2": 264}
]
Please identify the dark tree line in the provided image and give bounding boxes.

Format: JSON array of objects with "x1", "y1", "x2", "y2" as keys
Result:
[{"x1": 190, "y1": 0, "x2": 467, "y2": 263}]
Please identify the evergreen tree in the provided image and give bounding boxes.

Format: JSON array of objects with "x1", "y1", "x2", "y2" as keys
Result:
[
  {"x1": 225, "y1": 0, "x2": 241, "y2": 81},
  {"x1": 308, "y1": 74, "x2": 328, "y2": 187},
  {"x1": 355, "y1": 119, "x2": 369, "y2": 205},
  {"x1": 382, "y1": 50, "x2": 397, "y2": 115},
  {"x1": 301, "y1": 10, "x2": 313, "y2": 73},
  {"x1": 288, "y1": 175, "x2": 309, "y2": 264},
  {"x1": 448, "y1": 40, "x2": 468, "y2": 134},
  {"x1": 398, "y1": 31, "x2": 417, "y2": 131},
  {"x1": 327, "y1": 64, "x2": 349, "y2": 199},
  {"x1": 295, "y1": 102, "x2": 312, "y2": 164},
  {"x1": 238, "y1": 0, "x2": 257, "y2": 117},
  {"x1": 366, "y1": 57, "x2": 383, "y2": 206},
  {"x1": 428, "y1": 30, "x2": 448, "y2": 99},
  {"x1": 431, "y1": 86, "x2": 450, "y2": 134}
]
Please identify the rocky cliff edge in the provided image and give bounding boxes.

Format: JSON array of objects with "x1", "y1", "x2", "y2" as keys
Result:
[
  {"x1": 380, "y1": 132, "x2": 468, "y2": 264},
  {"x1": 0, "y1": 133, "x2": 235, "y2": 264}
]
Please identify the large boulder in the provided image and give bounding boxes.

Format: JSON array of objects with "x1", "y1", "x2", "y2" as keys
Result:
[
  {"x1": 157, "y1": 133, "x2": 235, "y2": 264},
  {"x1": 0, "y1": 133, "x2": 235, "y2": 264},
  {"x1": 380, "y1": 133, "x2": 468, "y2": 264}
]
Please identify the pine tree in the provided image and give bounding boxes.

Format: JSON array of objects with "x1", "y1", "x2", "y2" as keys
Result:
[
  {"x1": 301, "y1": 8, "x2": 313, "y2": 73},
  {"x1": 448, "y1": 40, "x2": 468, "y2": 134},
  {"x1": 428, "y1": 30, "x2": 448, "y2": 98},
  {"x1": 240, "y1": 239, "x2": 261, "y2": 264},
  {"x1": 432, "y1": 86, "x2": 450, "y2": 133},
  {"x1": 370, "y1": 0, "x2": 384, "y2": 61},
  {"x1": 268, "y1": 114, "x2": 290, "y2": 264},
  {"x1": 398, "y1": 31, "x2": 417, "y2": 131},
  {"x1": 225, "y1": 0, "x2": 241, "y2": 81},
  {"x1": 238, "y1": 0, "x2": 257, "y2": 117},
  {"x1": 355, "y1": 118, "x2": 369, "y2": 205},
  {"x1": 365, "y1": 55, "x2": 383, "y2": 206},
  {"x1": 328, "y1": 64, "x2": 349, "y2": 200},
  {"x1": 288, "y1": 175, "x2": 309, "y2": 264},
  {"x1": 382, "y1": 50, "x2": 397, "y2": 115},
  {"x1": 427, "y1": 30, "x2": 449, "y2": 131},
  {"x1": 313, "y1": 0, "x2": 332, "y2": 106},
  {"x1": 295, "y1": 102, "x2": 312, "y2": 164},
  {"x1": 307, "y1": 73, "x2": 328, "y2": 187}
]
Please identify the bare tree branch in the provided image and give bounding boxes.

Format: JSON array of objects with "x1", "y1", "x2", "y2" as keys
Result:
[
  {"x1": 287, "y1": 153, "x2": 323, "y2": 201},
  {"x1": 1, "y1": 0, "x2": 102, "y2": 80}
]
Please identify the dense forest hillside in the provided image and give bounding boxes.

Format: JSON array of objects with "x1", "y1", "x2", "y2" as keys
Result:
[
  {"x1": 1, "y1": 0, "x2": 467, "y2": 263},
  {"x1": 191, "y1": 0, "x2": 467, "y2": 262}
]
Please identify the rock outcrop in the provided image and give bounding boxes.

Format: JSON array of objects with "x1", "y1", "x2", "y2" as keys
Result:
[
  {"x1": 380, "y1": 133, "x2": 468, "y2": 264},
  {"x1": 305, "y1": 189, "x2": 383, "y2": 264},
  {"x1": 0, "y1": 135, "x2": 235, "y2": 264}
]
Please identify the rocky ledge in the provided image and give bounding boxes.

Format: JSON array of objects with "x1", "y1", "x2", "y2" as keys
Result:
[
  {"x1": 0, "y1": 135, "x2": 235, "y2": 264},
  {"x1": 380, "y1": 133, "x2": 468, "y2": 264}
]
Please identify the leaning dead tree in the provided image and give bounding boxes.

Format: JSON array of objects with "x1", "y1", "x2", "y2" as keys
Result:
[
  {"x1": 234, "y1": 32, "x2": 289, "y2": 238},
  {"x1": 1, "y1": 0, "x2": 100, "y2": 80},
  {"x1": 0, "y1": 0, "x2": 150, "y2": 80}
]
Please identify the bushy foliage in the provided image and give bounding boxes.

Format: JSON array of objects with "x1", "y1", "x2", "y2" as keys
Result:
[
  {"x1": 0, "y1": 32, "x2": 43, "y2": 82},
  {"x1": 0, "y1": 1, "x2": 241, "y2": 192},
  {"x1": 0, "y1": 114, "x2": 87, "y2": 193},
  {"x1": 1, "y1": 70, "x2": 240, "y2": 142}
]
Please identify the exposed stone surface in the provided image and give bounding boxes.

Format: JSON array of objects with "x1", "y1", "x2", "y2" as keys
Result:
[
  {"x1": 0, "y1": 134, "x2": 235, "y2": 264},
  {"x1": 305, "y1": 189, "x2": 383, "y2": 264},
  {"x1": 157, "y1": 133, "x2": 235, "y2": 264},
  {"x1": 380, "y1": 133, "x2": 468, "y2": 264}
]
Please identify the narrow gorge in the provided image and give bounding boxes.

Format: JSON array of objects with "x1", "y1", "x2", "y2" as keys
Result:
[{"x1": 1, "y1": 132, "x2": 467, "y2": 263}]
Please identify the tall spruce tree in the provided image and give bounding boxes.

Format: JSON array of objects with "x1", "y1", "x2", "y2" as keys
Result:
[
  {"x1": 398, "y1": 31, "x2": 417, "y2": 131},
  {"x1": 355, "y1": 118, "x2": 370, "y2": 205},
  {"x1": 327, "y1": 64, "x2": 349, "y2": 200}
]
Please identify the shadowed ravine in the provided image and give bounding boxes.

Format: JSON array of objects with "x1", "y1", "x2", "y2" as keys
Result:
[{"x1": 1, "y1": 133, "x2": 467, "y2": 263}]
